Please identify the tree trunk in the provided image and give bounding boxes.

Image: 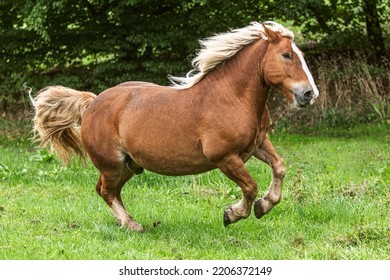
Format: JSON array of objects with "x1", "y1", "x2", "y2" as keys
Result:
[{"x1": 363, "y1": 0, "x2": 386, "y2": 61}]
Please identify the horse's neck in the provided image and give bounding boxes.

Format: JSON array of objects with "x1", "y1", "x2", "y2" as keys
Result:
[{"x1": 204, "y1": 39, "x2": 270, "y2": 112}]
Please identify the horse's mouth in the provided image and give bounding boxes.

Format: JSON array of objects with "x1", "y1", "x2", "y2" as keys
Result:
[{"x1": 293, "y1": 93, "x2": 315, "y2": 108}]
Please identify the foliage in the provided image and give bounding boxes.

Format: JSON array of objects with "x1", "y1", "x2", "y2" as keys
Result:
[
  {"x1": 1, "y1": 0, "x2": 264, "y2": 93},
  {"x1": 268, "y1": 0, "x2": 389, "y2": 52}
]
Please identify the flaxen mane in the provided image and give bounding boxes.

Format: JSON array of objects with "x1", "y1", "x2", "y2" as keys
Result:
[{"x1": 169, "y1": 21, "x2": 294, "y2": 89}]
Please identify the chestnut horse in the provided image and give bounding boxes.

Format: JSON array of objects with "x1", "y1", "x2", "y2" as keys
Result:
[{"x1": 31, "y1": 22, "x2": 319, "y2": 232}]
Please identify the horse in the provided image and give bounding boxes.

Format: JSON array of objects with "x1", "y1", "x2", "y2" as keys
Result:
[{"x1": 31, "y1": 21, "x2": 319, "y2": 232}]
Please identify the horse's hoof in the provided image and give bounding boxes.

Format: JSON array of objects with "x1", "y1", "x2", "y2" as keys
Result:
[
  {"x1": 224, "y1": 206, "x2": 237, "y2": 227},
  {"x1": 224, "y1": 209, "x2": 232, "y2": 227},
  {"x1": 125, "y1": 221, "x2": 145, "y2": 233},
  {"x1": 134, "y1": 224, "x2": 145, "y2": 233},
  {"x1": 254, "y1": 199, "x2": 266, "y2": 219}
]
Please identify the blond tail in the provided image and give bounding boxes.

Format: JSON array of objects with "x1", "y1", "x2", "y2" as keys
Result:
[{"x1": 31, "y1": 86, "x2": 97, "y2": 164}]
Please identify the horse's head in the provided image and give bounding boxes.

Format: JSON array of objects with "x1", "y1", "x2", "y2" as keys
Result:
[{"x1": 261, "y1": 26, "x2": 319, "y2": 108}]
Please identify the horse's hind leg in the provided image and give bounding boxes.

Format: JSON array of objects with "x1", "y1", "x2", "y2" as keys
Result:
[
  {"x1": 96, "y1": 163, "x2": 144, "y2": 232},
  {"x1": 253, "y1": 134, "x2": 286, "y2": 219}
]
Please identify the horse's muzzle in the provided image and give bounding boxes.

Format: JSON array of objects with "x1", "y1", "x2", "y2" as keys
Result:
[{"x1": 294, "y1": 88, "x2": 317, "y2": 108}]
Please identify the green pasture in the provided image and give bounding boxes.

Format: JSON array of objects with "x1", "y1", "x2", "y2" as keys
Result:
[{"x1": 0, "y1": 120, "x2": 389, "y2": 260}]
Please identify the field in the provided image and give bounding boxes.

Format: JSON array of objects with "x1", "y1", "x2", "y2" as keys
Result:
[{"x1": 0, "y1": 120, "x2": 389, "y2": 260}]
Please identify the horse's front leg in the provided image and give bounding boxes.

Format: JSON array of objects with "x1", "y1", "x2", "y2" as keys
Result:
[
  {"x1": 217, "y1": 155, "x2": 258, "y2": 226},
  {"x1": 253, "y1": 134, "x2": 286, "y2": 219}
]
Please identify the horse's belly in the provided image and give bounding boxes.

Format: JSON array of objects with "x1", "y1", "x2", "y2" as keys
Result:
[
  {"x1": 143, "y1": 161, "x2": 215, "y2": 176},
  {"x1": 129, "y1": 147, "x2": 215, "y2": 176},
  {"x1": 122, "y1": 127, "x2": 214, "y2": 175}
]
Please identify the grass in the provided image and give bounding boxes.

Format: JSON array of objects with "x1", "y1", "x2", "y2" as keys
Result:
[{"x1": 0, "y1": 120, "x2": 389, "y2": 260}]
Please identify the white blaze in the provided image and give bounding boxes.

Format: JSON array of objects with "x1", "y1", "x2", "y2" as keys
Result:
[{"x1": 291, "y1": 42, "x2": 319, "y2": 98}]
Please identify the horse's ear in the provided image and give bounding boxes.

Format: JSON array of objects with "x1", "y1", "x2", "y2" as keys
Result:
[{"x1": 262, "y1": 23, "x2": 280, "y2": 42}]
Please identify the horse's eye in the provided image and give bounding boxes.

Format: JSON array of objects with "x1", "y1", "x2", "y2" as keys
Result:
[{"x1": 282, "y1": 53, "x2": 292, "y2": 59}]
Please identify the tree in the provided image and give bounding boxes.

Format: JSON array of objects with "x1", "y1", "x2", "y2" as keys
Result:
[
  {"x1": 266, "y1": 0, "x2": 388, "y2": 59},
  {"x1": 1, "y1": 0, "x2": 265, "y2": 96},
  {"x1": 363, "y1": 0, "x2": 386, "y2": 60}
]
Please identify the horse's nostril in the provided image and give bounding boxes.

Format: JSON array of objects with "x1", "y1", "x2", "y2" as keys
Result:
[{"x1": 303, "y1": 90, "x2": 314, "y2": 100}]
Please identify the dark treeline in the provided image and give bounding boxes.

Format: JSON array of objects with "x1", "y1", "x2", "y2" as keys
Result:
[{"x1": 1, "y1": 0, "x2": 389, "y2": 124}]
